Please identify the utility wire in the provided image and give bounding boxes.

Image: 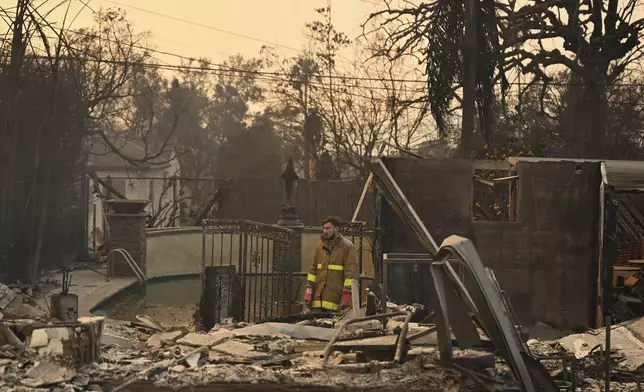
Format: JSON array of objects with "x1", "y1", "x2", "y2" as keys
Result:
[
  {"x1": 101, "y1": 0, "x2": 301, "y2": 52},
  {"x1": 5, "y1": 8, "x2": 644, "y2": 89},
  {"x1": 0, "y1": 14, "x2": 429, "y2": 86},
  {"x1": 98, "y1": 0, "x2": 361, "y2": 68}
]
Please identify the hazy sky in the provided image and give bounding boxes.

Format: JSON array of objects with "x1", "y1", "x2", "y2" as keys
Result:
[{"x1": 1, "y1": 0, "x2": 382, "y2": 66}]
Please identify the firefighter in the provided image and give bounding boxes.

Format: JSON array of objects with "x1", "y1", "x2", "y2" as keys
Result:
[{"x1": 304, "y1": 216, "x2": 358, "y2": 314}]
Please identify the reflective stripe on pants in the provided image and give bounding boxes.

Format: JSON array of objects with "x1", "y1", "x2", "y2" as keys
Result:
[{"x1": 311, "y1": 300, "x2": 339, "y2": 311}]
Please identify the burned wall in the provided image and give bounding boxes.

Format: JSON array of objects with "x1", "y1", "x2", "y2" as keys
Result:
[
  {"x1": 381, "y1": 158, "x2": 473, "y2": 305},
  {"x1": 381, "y1": 158, "x2": 601, "y2": 329}
]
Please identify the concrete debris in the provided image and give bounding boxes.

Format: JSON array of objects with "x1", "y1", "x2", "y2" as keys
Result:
[
  {"x1": 12, "y1": 308, "x2": 644, "y2": 391},
  {"x1": 207, "y1": 328, "x2": 236, "y2": 340},
  {"x1": 2, "y1": 293, "x2": 47, "y2": 320},
  {"x1": 212, "y1": 340, "x2": 267, "y2": 359},
  {"x1": 29, "y1": 328, "x2": 49, "y2": 348},
  {"x1": 135, "y1": 314, "x2": 166, "y2": 332},
  {"x1": 557, "y1": 317, "x2": 644, "y2": 372},
  {"x1": 100, "y1": 333, "x2": 134, "y2": 349},
  {"x1": 146, "y1": 330, "x2": 183, "y2": 348},
  {"x1": 21, "y1": 359, "x2": 75, "y2": 387},
  {"x1": 0, "y1": 313, "x2": 629, "y2": 392},
  {"x1": 345, "y1": 319, "x2": 382, "y2": 333},
  {"x1": 208, "y1": 350, "x2": 227, "y2": 362},
  {"x1": 72, "y1": 372, "x2": 90, "y2": 386},
  {"x1": 558, "y1": 333, "x2": 602, "y2": 360},
  {"x1": 233, "y1": 322, "x2": 336, "y2": 341},
  {"x1": 8, "y1": 316, "x2": 104, "y2": 364},
  {"x1": 177, "y1": 332, "x2": 231, "y2": 347},
  {"x1": 170, "y1": 364, "x2": 186, "y2": 373},
  {"x1": 529, "y1": 321, "x2": 567, "y2": 342},
  {"x1": 184, "y1": 351, "x2": 201, "y2": 368},
  {"x1": 0, "y1": 284, "x2": 16, "y2": 310},
  {"x1": 268, "y1": 338, "x2": 296, "y2": 354},
  {"x1": 559, "y1": 324, "x2": 644, "y2": 371}
]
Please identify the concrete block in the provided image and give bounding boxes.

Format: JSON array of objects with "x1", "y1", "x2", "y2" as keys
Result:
[
  {"x1": 147, "y1": 330, "x2": 183, "y2": 348},
  {"x1": 30, "y1": 329, "x2": 49, "y2": 348},
  {"x1": 177, "y1": 332, "x2": 230, "y2": 348}
]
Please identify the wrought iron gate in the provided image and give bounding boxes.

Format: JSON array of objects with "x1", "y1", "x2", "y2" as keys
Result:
[{"x1": 201, "y1": 219, "x2": 293, "y2": 322}]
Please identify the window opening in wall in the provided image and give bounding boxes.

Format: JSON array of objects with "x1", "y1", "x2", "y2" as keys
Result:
[{"x1": 472, "y1": 169, "x2": 519, "y2": 222}]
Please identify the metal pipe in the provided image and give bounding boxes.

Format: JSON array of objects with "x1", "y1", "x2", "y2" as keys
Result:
[
  {"x1": 602, "y1": 190, "x2": 619, "y2": 392},
  {"x1": 322, "y1": 311, "x2": 408, "y2": 365},
  {"x1": 106, "y1": 248, "x2": 145, "y2": 282},
  {"x1": 606, "y1": 315, "x2": 612, "y2": 392},
  {"x1": 394, "y1": 310, "x2": 412, "y2": 363}
]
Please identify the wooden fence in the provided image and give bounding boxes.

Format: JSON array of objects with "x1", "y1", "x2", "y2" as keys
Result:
[
  {"x1": 90, "y1": 176, "x2": 374, "y2": 231},
  {"x1": 215, "y1": 178, "x2": 373, "y2": 226}
]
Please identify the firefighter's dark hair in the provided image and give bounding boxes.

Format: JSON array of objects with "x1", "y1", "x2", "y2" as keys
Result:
[{"x1": 322, "y1": 216, "x2": 342, "y2": 227}]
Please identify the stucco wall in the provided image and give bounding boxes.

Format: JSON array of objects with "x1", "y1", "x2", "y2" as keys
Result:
[
  {"x1": 88, "y1": 167, "x2": 177, "y2": 250},
  {"x1": 380, "y1": 157, "x2": 600, "y2": 329},
  {"x1": 146, "y1": 227, "x2": 374, "y2": 279}
]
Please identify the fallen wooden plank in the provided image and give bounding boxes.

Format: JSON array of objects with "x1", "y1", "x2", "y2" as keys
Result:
[
  {"x1": 253, "y1": 354, "x2": 299, "y2": 366},
  {"x1": 333, "y1": 327, "x2": 435, "y2": 351},
  {"x1": 294, "y1": 342, "x2": 327, "y2": 353},
  {"x1": 233, "y1": 322, "x2": 336, "y2": 341},
  {"x1": 334, "y1": 334, "x2": 397, "y2": 349}
]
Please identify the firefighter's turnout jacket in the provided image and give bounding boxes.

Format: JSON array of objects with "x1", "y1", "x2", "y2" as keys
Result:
[{"x1": 307, "y1": 233, "x2": 358, "y2": 311}]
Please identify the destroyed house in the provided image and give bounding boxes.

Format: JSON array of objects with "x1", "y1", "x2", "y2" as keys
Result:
[{"x1": 371, "y1": 157, "x2": 644, "y2": 330}]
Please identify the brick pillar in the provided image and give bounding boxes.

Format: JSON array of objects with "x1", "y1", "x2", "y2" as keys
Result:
[{"x1": 105, "y1": 200, "x2": 148, "y2": 278}]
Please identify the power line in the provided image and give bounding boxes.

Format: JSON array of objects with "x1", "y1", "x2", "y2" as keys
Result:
[
  {"x1": 12, "y1": 42, "x2": 644, "y2": 90},
  {"x1": 100, "y1": 0, "x2": 302, "y2": 52},
  {"x1": 5, "y1": 10, "x2": 644, "y2": 89},
  {"x1": 5, "y1": 8, "x2": 428, "y2": 86},
  {"x1": 97, "y1": 0, "x2": 363, "y2": 69}
]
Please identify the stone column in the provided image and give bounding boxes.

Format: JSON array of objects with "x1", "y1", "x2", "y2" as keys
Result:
[
  {"x1": 105, "y1": 200, "x2": 149, "y2": 278},
  {"x1": 276, "y1": 158, "x2": 304, "y2": 269}
]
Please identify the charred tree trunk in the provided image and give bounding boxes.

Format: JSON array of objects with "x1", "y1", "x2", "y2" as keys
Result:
[
  {"x1": 564, "y1": 69, "x2": 609, "y2": 158},
  {"x1": 460, "y1": 0, "x2": 478, "y2": 158},
  {"x1": 0, "y1": 0, "x2": 27, "y2": 279}
]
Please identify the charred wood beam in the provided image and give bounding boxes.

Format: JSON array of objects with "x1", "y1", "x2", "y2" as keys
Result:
[{"x1": 86, "y1": 169, "x2": 126, "y2": 200}]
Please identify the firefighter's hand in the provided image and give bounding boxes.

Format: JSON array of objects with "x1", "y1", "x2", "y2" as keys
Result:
[
  {"x1": 304, "y1": 285, "x2": 313, "y2": 305},
  {"x1": 340, "y1": 289, "x2": 351, "y2": 310}
]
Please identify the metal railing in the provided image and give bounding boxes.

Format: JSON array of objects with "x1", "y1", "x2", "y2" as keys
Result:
[
  {"x1": 201, "y1": 219, "x2": 294, "y2": 322},
  {"x1": 106, "y1": 248, "x2": 146, "y2": 282}
]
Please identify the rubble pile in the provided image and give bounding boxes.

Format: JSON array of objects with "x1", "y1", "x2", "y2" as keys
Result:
[
  {"x1": 522, "y1": 317, "x2": 644, "y2": 391},
  {"x1": 0, "y1": 282, "x2": 48, "y2": 322},
  {"x1": 0, "y1": 314, "x2": 489, "y2": 391},
  {"x1": 11, "y1": 267, "x2": 644, "y2": 391}
]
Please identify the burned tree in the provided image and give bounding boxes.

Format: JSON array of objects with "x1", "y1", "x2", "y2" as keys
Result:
[
  {"x1": 505, "y1": 0, "x2": 644, "y2": 157},
  {"x1": 367, "y1": 1, "x2": 644, "y2": 159},
  {"x1": 365, "y1": 1, "x2": 510, "y2": 158},
  {"x1": 0, "y1": 1, "x2": 178, "y2": 283}
]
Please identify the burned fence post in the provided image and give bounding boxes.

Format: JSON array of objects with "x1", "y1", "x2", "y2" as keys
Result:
[
  {"x1": 602, "y1": 185, "x2": 619, "y2": 392},
  {"x1": 199, "y1": 265, "x2": 243, "y2": 330}
]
